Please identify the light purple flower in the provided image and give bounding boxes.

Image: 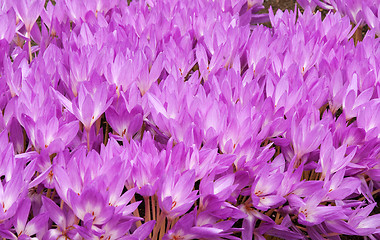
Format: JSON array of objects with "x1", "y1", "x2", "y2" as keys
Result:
[
  {"x1": 105, "y1": 87, "x2": 143, "y2": 140},
  {"x1": 13, "y1": 0, "x2": 44, "y2": 36},
  {"x1": 251, "y1": 169, "x2": 286, "y2": 211},
  {"x1": 288, "y1": 189, "x2": 347, "y2": 226},
  {"x1": 158, "y1": 169, "x2": 198, "y2": 219},
  {"x1": 68, "y1": 186, "x2": 114, "y2": 226},
  {"x1": 41, "y1": 196, "x2": 80, "y2": 240},
  {"x1": 10, "y1": 198, "x2": 49, "y2": 240},
  {"x1": 54, "y1": 81, "x2": 114, "y2": 132}
]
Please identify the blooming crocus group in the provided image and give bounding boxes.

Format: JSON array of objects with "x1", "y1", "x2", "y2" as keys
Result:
[{"x1": 0, "y1": 0, "x2": 379, "y2": 239}]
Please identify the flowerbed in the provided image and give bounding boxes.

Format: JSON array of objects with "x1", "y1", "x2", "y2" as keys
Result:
[{"x1": 0, "y1": 0, "x2": 380, "y2": 239}]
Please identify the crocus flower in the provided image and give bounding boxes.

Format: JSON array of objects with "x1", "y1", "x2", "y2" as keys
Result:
[
  {"x1": 342, "y1": 85, "x2": 373, "y2": 120},
  {"x1": 318, "y1": 132, "x2": 357, "y2": 178},
  {"x1": 105, "y1": 87, "x2": 143, "y2": 140},
  {"x1": 164, "y1": 207, "x2": 242, "y2": 240},
  {"x1": 21, "y1": 113, "x2": 79, "y2": 154},
  {"x1": 0, "y1": 168, "x2": 27, "y2": 222},
  {"x1": 10, "y1": 198, "x2": 49, "y2": 240},
  {"x1": 64, "y1": 0, "x2": 86, "y2": 23},
  {"x1": 0, "y1": 1, "x2": 379, "y2": 239},
  {"x1": 129, "y1": 133, "x2": 163, "y2": 196},
  {"x1": 40, "y1": 1, "x2": 65, "y2": 38},
  {"x1": 81, "y1": 0, "x2": 119, "y2": 16},
  {"x1": 0, "y1": 9, "x2": 16, "y2": 43},
  {"x1": 68, "y1": 186, "x2": 115, "y2": 225},
  {"x1": 297, "y1": 0, "x2": 317, "y2": 9},
  {"x1": 136, "y1": 52, "x2": 164, "y2": 95},
  {"x1": 288, "y1": 106, "x2": 328, "y2": 161},
  {"x1": 288, "y1": 189, "x2": 347, "y2": 226},
  {"x1": 104, "y1": 50, "x2": 130, "y2": 96},
  {"x1": 357, "y1": 100, "x2": 380, "y2": 140},
  {"x1": 41, "y1": 196, "x2": 81, "y2": 240},
  {"x1": 127, "y1": 220, "x2": 156, "y2": 240},
  {"x1": 54, "y1": 80, "x2": 114, "y2": 132},
  {"x1": 364, "y1": 5, "x2": 380, "y2": 34},
  {"x1": 0, "y1": 129, "x2": 16, "y2": 181},
  {"x1": 200, "y1": 173, "x2": 238, "y2": 202},
  {"x1": 146, "y1": 78, "x2": 203, "y2": 147},
  {"x1": 158, "y1": 169, "x2": 198, "y2": 219},
  {"x1": 13, "y1": 0, "x2": 44, "y2": 37},
  {"x1": 16, "y1": 79, "x2": 79, "y2": 153},
  {"x1": 323, "y1": 169, "x2": 361, "y2": 201},
  {"x1": 251, "y1": 168, "x2": 286, "y2": 211},
  {"x1": 324, "y1": 203, "x2": 380, "y2": 236},
  {"x1": 240, "y1": 205, "x2": 275, "y2": 240}
]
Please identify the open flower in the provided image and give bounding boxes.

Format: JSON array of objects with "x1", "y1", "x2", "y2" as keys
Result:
[
  {"x1": 13, "y1": 0, "x2": 44, "y2": 36},
  {"x1": 54, "y1": 81, "x2": 114, "y2": 132},
  {"x1": 288, "y1": 189, "x2": 347, "y2": 226},
  {"x1": 251, "y1": 169, "x2": 286, "y2": 211},
  {"x1": 158, "y1": 169, "x2": 198, "y2": 219},
  {"x1": 68, "y1": 186, "x2": 114, "y2": 225},
  {"x1": 10, "y1": 198, "x2": 49, "y2": 240}
]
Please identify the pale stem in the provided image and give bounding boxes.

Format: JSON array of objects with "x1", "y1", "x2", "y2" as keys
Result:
[
  {"x1": 358, "y1": 188, "x2": 380, "y2": 201},
  {"x1": 152, "y1": 196, "x2": 156, "y2": 221},
  {"x1": 144, "y1": 196, "x2": 151, "y2": 223},
  {"x1": 28, "y1": 38, "x2": 32, "y2": 63},
  {"x1": 104, "y1": 121, "x2": 109, "y2": 145},
  {"x1": 172, "y1": 217, "x2": 179, "y2": 227},
  {"x1": 96, "y1": 117, "x2": 101, "y2": 135},
  {"x1": 87, "y1": 129, "x2": 90, "y2": 152},
  {"x1": 309, "y1": 169, "x2": 316, "y2": 180},
  {"x1": 166, "y1": 218, "x2": 172, "y2": 233},
  {"x1": 353, "y1": 25, "x2": 363, "y2": 46},
  {"x1": 159, "y1": 215, "x2": 166, "y2": 239},
  {"x1": 296, "y1": 225, "x2": 307, "y2": 232},
  {"x1": 46, "y1": 189, "x2": 52, "y2": 199},
  {"x1": 275, "y1": 211, "x2": 282, "y2": 224},
  {"x1": 50, "y1": 189, "x2": 56, "y2": 199},
  {"x1": 131, "y1": 195, "x2": 142, "y2": 227},
  {"x1": 152, "y1": 212, "x2": 165, "y2": 240},
  {"x1": 23, "y1": 129, "x2": 27, "y2": 153},
  {"x1": 265, "y1": 209, "x2": 275, "y2": 217},
  {"x1": 321, "y1": 232, "x2": 340, "y2": 237},
  {"x1": 302, "y1": 170, "x2": 310, "y2": 181}
]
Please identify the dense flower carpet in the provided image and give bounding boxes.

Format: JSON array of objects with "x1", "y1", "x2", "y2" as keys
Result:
[{"x1": 0, "y1": 0, "x2": 379, "y2": 239}]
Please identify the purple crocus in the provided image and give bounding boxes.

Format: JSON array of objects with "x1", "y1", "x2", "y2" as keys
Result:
[
  {"x1": 10, "y1": 198, "x2": 49, "y2": 240},
  {"x1": 288, "y1": 189, "x2": 347, "y2": 226},
  {"x1": 288, "y1": 106, "x2": 329, "y2": 162},
  {"x1": 251, "y1": 169, "x2": 286, "y2": 211},
  {"x1": 0, "y1": 9, "x2": 16, "y2": 43},
  {"x1": 158, "y1": 169, "x2": 198, "y2": 219},
  {"x1": 105, "y1": 87, "x2": 143, "y2": 141},
  {"x1": 41, "y1": 196, "x2": 81, "y2": 240},
  {"x1": 68, "y1": 187, "x2": 114, "y2": 225},
  {"x1": 13, "y1": 0, "x2": 44, "y2": 37},
  {"x1": 54, "y1": 80, "x2": 114, "y2": 150}
]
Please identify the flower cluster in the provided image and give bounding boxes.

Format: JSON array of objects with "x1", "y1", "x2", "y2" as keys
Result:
[
  {"x1": 0, "y1": 0, "x2": 379, "y2": 239},
  {"x1": 298, "y1": 0, "x2": 380, "y2": 35}
]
